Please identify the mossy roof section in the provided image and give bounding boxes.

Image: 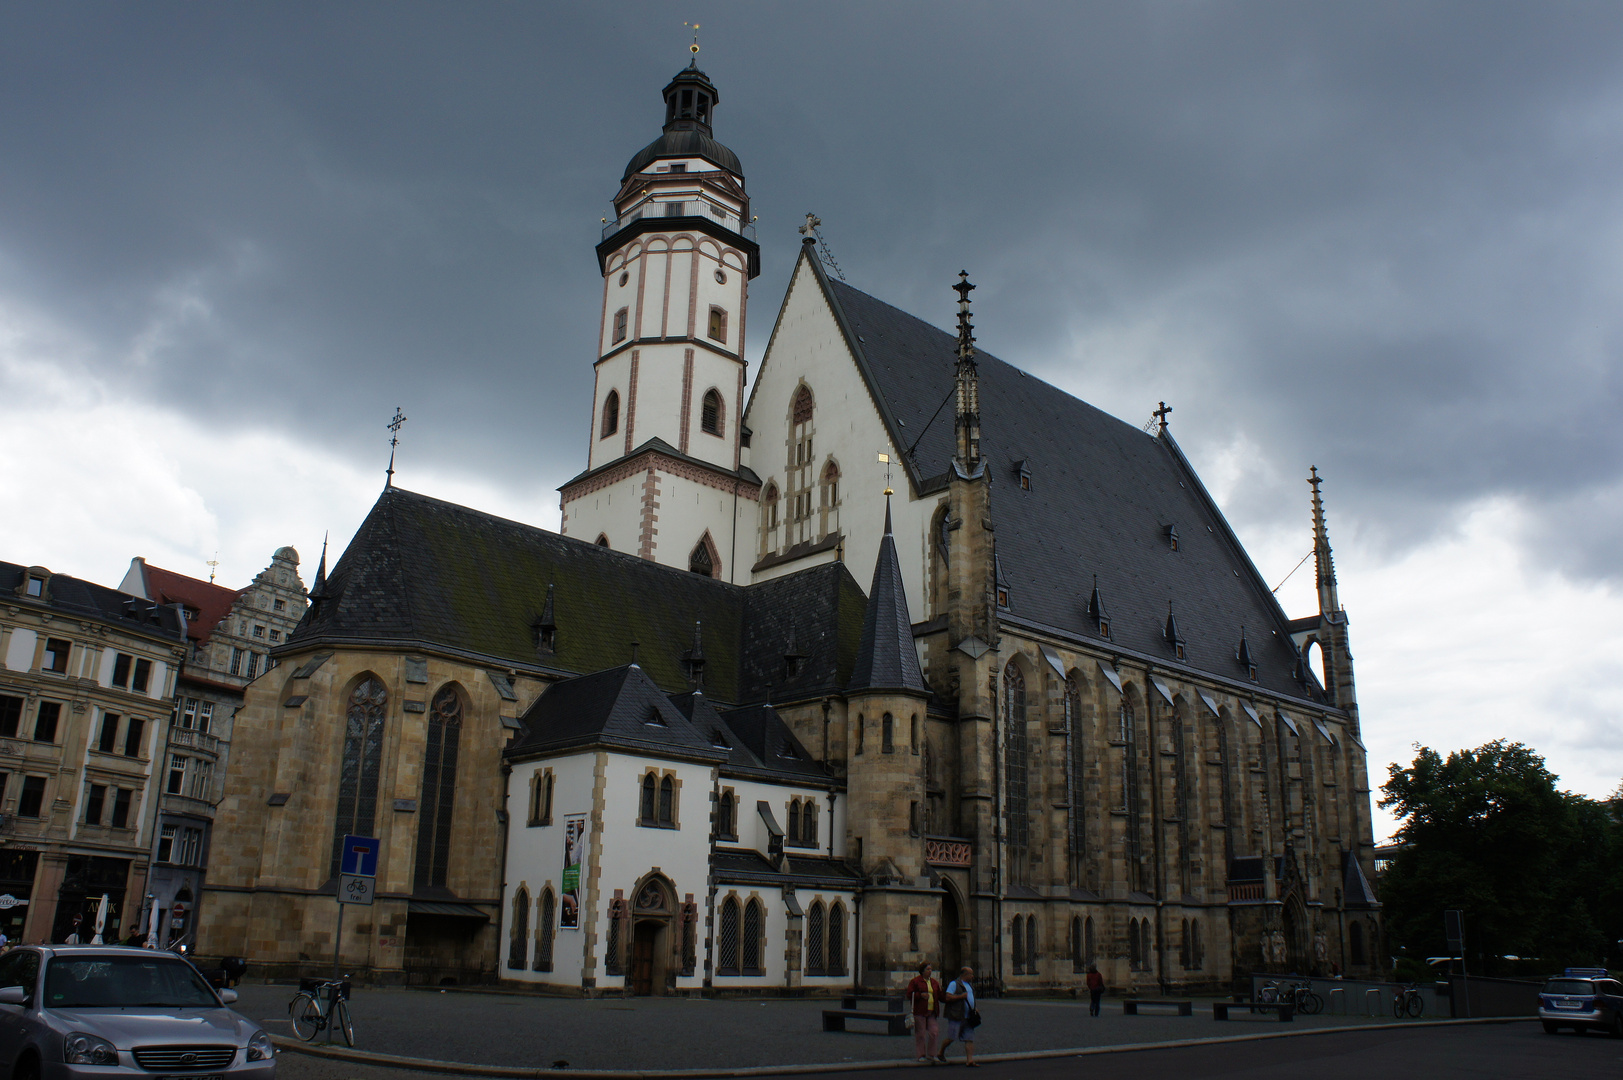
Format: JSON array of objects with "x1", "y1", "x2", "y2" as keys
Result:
[{"x1": 293, "y1": 488, "x2": 865, "y2": 706}]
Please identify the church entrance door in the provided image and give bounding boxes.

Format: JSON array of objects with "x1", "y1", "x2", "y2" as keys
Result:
[
  {"x1": 939, "y1": 883, "x2": 964, "y2": 976},
  {"x1": 632, "y1": 921, "x2": 660, "y2": 996}
]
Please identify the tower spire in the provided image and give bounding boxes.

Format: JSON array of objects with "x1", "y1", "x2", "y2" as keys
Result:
[
  {"x1": 952, "y1": 271, "x2": 981, "y2": 471},
  {"x1": 385, "y1": 407, "x2": 407, "y2": 490},
  {"x1": 310, "y1": 532, "x2": 329, "y2": 598},
  {"x1": 1309, "y1": 466, "x2": 1339, "y2": 615}
]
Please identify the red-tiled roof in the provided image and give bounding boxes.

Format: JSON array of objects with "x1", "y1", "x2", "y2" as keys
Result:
[{"x1": 140, "y1": 563, "x2": 245, "y2": 644}]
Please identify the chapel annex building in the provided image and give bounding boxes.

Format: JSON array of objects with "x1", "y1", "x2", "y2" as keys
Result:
[{"x1": 199, "y1": 62, "x2": 1381, "y2": 995}]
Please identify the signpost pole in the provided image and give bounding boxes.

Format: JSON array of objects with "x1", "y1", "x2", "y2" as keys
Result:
[{"x1": 332, "y1": 899, "x2": 345, "y2": 984}]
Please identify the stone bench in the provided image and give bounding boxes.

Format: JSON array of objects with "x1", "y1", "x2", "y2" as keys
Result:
[
  {"x1": 1123, "y1": 998, "x2": 1194, "y2": 1016},
  {"x1": 1213, "y1": 1000, "x2": 1295, "y2": 1021},
  {"x1": 821, "y1": 1008, "x2": 910, "y2": 1035}
]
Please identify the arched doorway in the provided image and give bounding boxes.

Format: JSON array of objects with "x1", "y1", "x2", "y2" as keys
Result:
[
  {"x1": 629, "y1": 874, "x2": 677, "y2": 996},
  {"x1": 939, "y1": 878, "x2": 968, "y2": 977}
]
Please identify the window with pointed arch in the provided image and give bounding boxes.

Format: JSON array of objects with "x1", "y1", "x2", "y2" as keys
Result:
[
  {"x1": 801, "y1": 800, "x2": 818, "y2": 847},
  {"x1": 508, "y1": 885, "x2": 529, "y2": 969},
  {"x1": 787, "y1": 385, "x2": 817, "y2": 543},
  {"x1": 786, "y1": 798, "x2": 802, "y2": 844},
  {"x1": 1349, "y1": 919, "x2": 1365, "y2": 965},
  {"x1": 1026, "y1": 914, "x2": 1038, "y2": 974},
  {"x1": 701, "y1": 389, "x2": 724, "y2": 437},
  {"x1": 1085, "y1": 915, "x2": 1096, "y2": 968},
  {"x1": 1128, "y1": 918, "x2": 1142, "y2": 970},
  {"x1": 742, "y1": 897, "x2": 764, "y2": 975},
  {"x1": 717, "y1": 895, "x2": 742, "y2": 975},
  {"x1": 716, "y1": 788, "x2": 737, "y2": 840},
  {"x1": 689, "y1": 537, "x2": 716, "y2": 578},
  {"x1": 1004, "y1": 662, "x2": 1030, "y2": 881},
  {"x1": 415, "y1": 686, "x2": 462, "y2": 889},
  {"x1": 534, "y1": 888, "x2": 556, "y2": 972},
  {"x1": 805, "y1": 900, "x2": 826, "y2": 975},
  {"x1": 827, "y1": 901, "x2": 847, "y2": 976},
  {"x1": 1011, "y1": 916, "x2": 1025, "y2": 975},
  {"x1": 330, "y1": 676, "x2": 387, "y2": 877},
  {"x1": 601, "y1": 390, "x2": 620, "y2": 438},
  {"x1": 1066, "y1": 675, "x2": 1087, "y2": 883},
  {"x1": 881, "y1": 713, "x2": 895, "y2": 754},
  {"x1": 820, "y1": 459, "x2": 840, "y2": 522},
  {"x1": 638, "y1": 770, "x2": 678, "y2": 828}
]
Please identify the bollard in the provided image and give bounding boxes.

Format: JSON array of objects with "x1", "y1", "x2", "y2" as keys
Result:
[
  {"x1": 1328, "y1": 987, "x2": 1347, "y2": 1015},
  {"x1": 1364, "y1": 988, "x2": 1383, "y2": 1017}
]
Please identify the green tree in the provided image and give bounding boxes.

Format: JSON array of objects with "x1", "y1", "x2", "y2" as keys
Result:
[{"x1": 1379, "y1": 741, "x2": 1615, "y2": 974}]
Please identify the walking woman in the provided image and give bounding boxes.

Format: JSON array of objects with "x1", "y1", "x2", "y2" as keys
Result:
[{"x1": 939, "y1": 966, "x2": 979, "y2": 1066}]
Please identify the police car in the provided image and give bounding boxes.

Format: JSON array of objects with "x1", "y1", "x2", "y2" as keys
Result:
[{"x1": 1539, "y1": 967, "x2": 1623, "y2": 1036}]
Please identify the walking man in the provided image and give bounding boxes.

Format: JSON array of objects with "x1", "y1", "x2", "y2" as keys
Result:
[
  {"x1": 905, "y1": 960, "x2": 943, "y2": 1063},
  {"x1": 1086, "y1": 964, "x2": 1105, "y2": 1017},
  {"x1": 940, "y1": 966, "x2": 979, "y2": 1067}
]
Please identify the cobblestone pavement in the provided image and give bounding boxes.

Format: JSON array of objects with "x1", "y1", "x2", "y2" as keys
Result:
[{"x1": 238, "y1": 983, "x2": 1434, "y2": 1073}]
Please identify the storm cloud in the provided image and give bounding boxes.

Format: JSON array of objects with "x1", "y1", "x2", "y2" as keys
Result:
[{"x1": 3, "y1": 2, "x2": 1621, "y2": 817}]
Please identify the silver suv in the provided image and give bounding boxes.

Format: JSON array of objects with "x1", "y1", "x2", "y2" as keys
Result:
[{"x1": 0, "y1": 946, "x2": 275, "y2": 1080}]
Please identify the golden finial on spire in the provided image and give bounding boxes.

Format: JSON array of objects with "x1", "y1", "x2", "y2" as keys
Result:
[
  {"x1": 685, "y1": 21, "x2": 700, "y2": 62},
  {"x1": 206, "y1": 553, "x2": 220, "y2": 584},
  {"x1": 877, "y1": 452, "x2": 895, "y2": 496}
]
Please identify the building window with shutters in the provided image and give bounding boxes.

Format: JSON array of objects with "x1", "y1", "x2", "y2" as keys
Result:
[
  {"x1": 612, "y1": 307, "x2": 628, "y2": 344},
  {"x1": 707, "y1": 306, "x2": 727, "y2": 343}
]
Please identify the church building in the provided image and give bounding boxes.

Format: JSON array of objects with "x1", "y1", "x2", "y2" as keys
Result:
[{"x1": 199, "y1": 60, "x2": 1381, "y2": 994}]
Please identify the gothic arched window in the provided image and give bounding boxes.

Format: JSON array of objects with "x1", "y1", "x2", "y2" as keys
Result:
[
  {"x1": 701, "y1": 389, "x2": 723, "y2": 436},
  {"x1": 1026, "y1": 914, "x2": 1038, "y2": 974},
  {"x1": 601, "y1": 390, "x2": 620, "y2": 439},
  {"x1": 330, "y1": 676, "x2": 387, "y2": 877},
  {"x1": 787, "y1": 386, "x2": 817, "y2": 542},
  {"x1": 1011, "y1": 916, "x2": 1024, "y2": 975},
  {"x1": 534, "y1": 888, "x2": 556, "y2": 972},
  {"x1": 508, "y1": 886, "x2": 529, "y2": 970},
  {"x1": 415, "y1": 685, "x2": 462, "y2": 889},
  {"x1": 802, "y1": 801, "x2": 818, "y2": 846},
  {"x1": 1085, "y1": 915, "x2": 1095, "y2": 966},
  {"x1": 1128, "y1": 918, "x2": 1141, "y2": 969},
  {"x1": 1066, "y1": 675, "x2": 1086, "y2": 884},
  {"x1": 1349, "y1": 919, "x2": 1365, "y2": 965},
  {"x1": 658, "y1": 775, "x2": 675, "y2": 825},
  {"x1": 689, "y1": 538, "x2": 715, "y2": 578},
  {"x1": 882, "y1": 713, "x2": 894, "y2": 754},
  {"x1": 1071, "y1": 915, "x2": 1083, "y2": 971},
  {"x1": 805, "y1": 901, "x2": 826, "y2": 974},
  {"x1": 787, "y1": 798, "x2": 802, "y2": 843},
  {"x1": 717, "y1": 790, "x2": 736, "y2": 838},
  {"x1": 640, "y1": 773, "x2": 657, "y2": 823},
  {"x1": 821, "y1": 460, "x2": 840, "y2": 508},
  {"x1": 827, "y1": 902, "x2": 846, "y2": 975},
  {"x1": 743, "y1": 898, "x2": 764, "y2": 974},
  {"x1": 718, "y1": 896, "x2": 741, "y2": 975},
  {"x1": 1004, "y1": 662, "x2": 1030, "y2": 879}
]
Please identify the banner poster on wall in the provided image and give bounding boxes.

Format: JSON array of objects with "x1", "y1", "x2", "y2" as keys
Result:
[{"x1": 560, "y1": 815, "x2": 586, "y2": 929}]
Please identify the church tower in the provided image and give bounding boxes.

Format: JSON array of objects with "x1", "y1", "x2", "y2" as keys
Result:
[{"x1": 559, "y1": 61, "x2": 761, "y2": 579}]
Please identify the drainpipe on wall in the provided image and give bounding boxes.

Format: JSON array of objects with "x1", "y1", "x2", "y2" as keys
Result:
[{"x1": 990, "y1": 666, "x2": 1003, "y2": 995}]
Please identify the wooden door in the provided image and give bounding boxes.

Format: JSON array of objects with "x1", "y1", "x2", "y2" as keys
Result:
[{"x1": 631, "y1": 924, "x2": 656, "y2": 995}]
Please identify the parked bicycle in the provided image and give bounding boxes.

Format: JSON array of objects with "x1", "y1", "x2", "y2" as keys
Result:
[
  {"x1": 1286, "y1": 981, "x2": 1324, "y2": 1015},
  {"x1": 289, "y1": 976, "x2": 355, "y2": 1045},
  {"x1": 1257, "y1": 981, "x2": 1280, "y2": 1003},
  {"x1": 1392, "y1": 983, "x2": 1424, "y2": 1018}
]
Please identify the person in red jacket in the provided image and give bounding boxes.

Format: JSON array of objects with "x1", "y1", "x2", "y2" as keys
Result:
[
  {"x1": 1086, "y1": 964, "x2": 1106, "y2": 1017},
  {"x1": 905, "y1": 960, "x2": 944, "y2": 1062}
]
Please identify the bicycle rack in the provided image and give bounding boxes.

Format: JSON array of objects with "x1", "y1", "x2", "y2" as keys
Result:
[
  {"x1": 1328, "y1": 987, "x2": 1347, "y2": 1015},
  {"x1": 1364, "y1": 988, "x2": 1383, "y2": 1016}
]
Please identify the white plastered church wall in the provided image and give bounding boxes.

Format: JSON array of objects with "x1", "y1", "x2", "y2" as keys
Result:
[
  {"x1": 739, "y1": 253, "x2": 932, "y2": 623},
  {"x1": 500, "y1": 751, "x2": 597, "y2": 987}
]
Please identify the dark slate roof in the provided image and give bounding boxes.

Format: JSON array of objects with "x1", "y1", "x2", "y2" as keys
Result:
[
  {"x1": 711, "y1": 848, "x2": 861, "y2": 888},
  {"x1": 714, "y1": 703, "x2": 828, "y2": 782},
  {"x1": 1343, "y1": 851, "x2": 1380, "y2": 908},
  {"x1": 847, "y1": 501, "x2": 928, "y2": 695},
  {"x1": 800, "y1": 252, "x2": 1322, "y2": 702},
  {"x1": 623, "y1": 129, "x2": 743, "y2": 182},
  {"x1": 506, "y1": 664, "x2": 728, "y2": 762},
  {"x1": 0, "y1": 562, "x2": 185, "y2": 643},
  {"x1": 291, "y1": 487, "x2": 863, "y2": 706}
]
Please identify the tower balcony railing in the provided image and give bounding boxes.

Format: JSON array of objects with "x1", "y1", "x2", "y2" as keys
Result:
[{"x1": 602, "y1": 200, "x2": 756, "y2": 242}]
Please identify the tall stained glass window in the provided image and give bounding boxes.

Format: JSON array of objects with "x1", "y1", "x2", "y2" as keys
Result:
[
  {"x1": 415, "y1": 686, "x2": 462, "y2": 888},
  {"x1": 330, "y1": 677, "x2": 387, "y2": 877}
]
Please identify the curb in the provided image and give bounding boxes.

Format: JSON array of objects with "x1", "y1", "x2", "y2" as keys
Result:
[{"x1": 270, "y1": 1015, "x2": 1526, "y2": 1078}]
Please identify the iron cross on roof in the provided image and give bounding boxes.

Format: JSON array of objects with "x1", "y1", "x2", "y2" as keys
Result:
[{"x1": 385, "y1": 407, "x2": 408, "y2": 490}]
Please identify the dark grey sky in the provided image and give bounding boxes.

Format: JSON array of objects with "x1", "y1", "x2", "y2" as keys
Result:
[{"x1": 3, "y1": 3, "x2": 1621, "y2": 808}]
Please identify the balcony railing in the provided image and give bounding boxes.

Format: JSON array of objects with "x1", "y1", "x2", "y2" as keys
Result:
[
  {"x1": 161, "y1": 794, "x2": 215, "y2": 819},
  {"x1": 1227, "y1": 882, "x2": 1265, "y2": 901},
  {"x1": 602, "y1": 200, "x2": 755, "y2": 242},
  {"x1": 169, "y1": 728, "x2": 221, "y2": 756}
]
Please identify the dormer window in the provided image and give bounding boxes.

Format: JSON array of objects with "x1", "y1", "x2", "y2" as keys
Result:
[
  {"x1": 670, "y1": 162, "x2": 687, "y2": 173},
  {"x1": 644, "y1": 706, "x2": 667, "y2": 727},
  {"x1": 1166, "y1": 524, "x2": 1180, "y2": 551},
  {"x1": 24, "y1": 576, "x2": 42, "y2": 598},
  {"x1": 996, "y1": 588, "x2": 1010, "y2": 609},
  {"x1": 1099, "y1": 619, "x2": 1111, "y2": 639},
  {"x1": 1014, "y1": 459, "x2": 1031, "y2": 491}
]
